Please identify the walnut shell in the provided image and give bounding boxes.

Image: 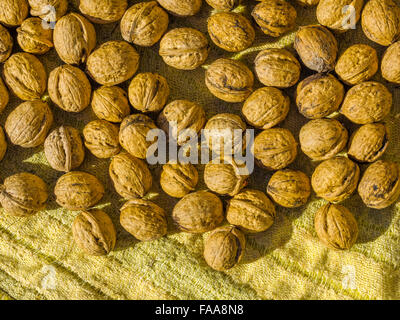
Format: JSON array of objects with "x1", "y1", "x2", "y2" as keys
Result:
[
  {"x1": 203, "y1": 226, "x2": 245, "y2": 271},
  {"x1": 226, "y1": 189, "x2": 276, "y2": 233},
  {"x1": 17, "y1": 17, "x2": 53, "y2": 55},
  {"x1": 83, "y1": 120, "x2": 121, "y2": 159},
  {"x1": 294, "y1": 25, "x2": 338, "y2": 72},
  {"x1": 296, "y1": 0, "x2": 320, "y2": 6},
  {"x1": 44, "y1": 126, "x2": 85, "y2": 172},
  {"x1": 3, "y1": 52, "x2": 47, "y2": 101},
  {"x1": 5, "y1": 100, "x2": 53, "y2": 148},
  {"x1": 53, "y1": 13, "x2": 97, "y2": 65},
  {"x1": 312, "y1": 157, "x2": 360, "y2": 203},
  {"x1": 28, "y1": 0, "x2": 68, "y2": 20},
  {"x1": 267, "y1": 170, "x2": 311, "y2": 208},
  {"x1": 48, "y1": 64, "x2": 92, "y2": 113},
  {"x1": 0, "y1": 78, "x2": 9, "y2": 114},
  {"x1": 0, "y1": 0, "x2": 28, "y2": 27},
  {"x1": 91, "y1": 86, "x2": 130, "y2": 123},
  {"x1": 381, "y1": 41, "x2": 400, "y2": 84},
  {"x1": 72, "y1": 209, "x2": 117, "y2": 256},
  {"x1": 172, "y1": 190, "x2": 224, "y2": 233},
  {"x1": 208, "y1": 12, "x2": 255, "y2": 52},
  {"x1": 315, "y1": 203, "x2": 358, "y2": 250},
  {"x1": 109, "y1": 152, "x2": 152, "y2": 199},
  {"x1": 0, "y1": 173, "x2": 48, "y2": 216},
  {"x1": 296, "y1": 73, "x2": 344, "y2": 119},
  {"x1": 205, "y1": 58, "x2": 254, "y2": 103},
  {"x1": 160, "y1": 161, "x2": 198, "y2": 198},
  {"x1": 54, "y1": 171, "x2": 105, "y2": 210},
  {"x1": 206, "y1": 0, "x2": 242, "y2": 11},
  {"x1": 120, "y1": 199, "x2": 167, "y2": 241},
  {"x1": 79, "y1": 0, "x2": 128, "y2": 24},
  {"x1": 340, "y1": 81, "x2": 392, "y2": 124},
  {"x1": 254, "y1": 49, "x2": 301, "y2": 88},
  {"x1": 157, "y1": 0, "x2": 202, "y2": 16},
  {"x1": 0, "y1": 24, "x2": 13, "y2": 63},
  {"x1": 0, "y1": 127, "x2": 7, "y2": 161}
]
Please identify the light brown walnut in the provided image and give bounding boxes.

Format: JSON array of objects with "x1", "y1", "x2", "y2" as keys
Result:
[
  {"x1": 79, "y1": 0, "x2": 128, "y2": 24},
  {"x1": 28, "y1": 0, "x2": 68, "y2": 20},
  {"x1": 91, "y1": 86, "x2": 130, "y2": 123},
  {"x1": 160, "y1": 161, "x2": 198, "y2": 198},
  {"x1": 17, "y1": 17, "x2": 53, "y2": 55},
  {"x1": 157, "y1": 0, "x2": 202, "y2": 17},
  {"x1": 381, "y1": 41, "x2": 400, "y2": 84},
  {"x1": 0, "y1": 0, "x2": 28, "y2": 27},
  {"x1": 0, "y1": 24, "x2": 13, "y2": 63},
  {"x1": 0, "y1": 78, "x2": 9, "y2": 114},
  {"x1": 206, "y1": 0, "x2": 242, "y2": 11}
]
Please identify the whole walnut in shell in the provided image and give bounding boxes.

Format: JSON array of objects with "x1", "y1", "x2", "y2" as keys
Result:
[
  {"x1": 0, "y1": 24, "x2": 13, "y2": 63},
  {"x1": 159, "y1": 28, "x2": 209, "y2": 70},
  {"x1": 79, "y1": 0, "x2": 128, "y2": 24},
  {"x1": 208, "y1": 12, "x2": 255, "y2": 52},
  {"x1": 0, "y1": 78, "x2": 9, "y2": 114},
  {"x1": 0, "y1": 127, "x2": 7, "y2": 161},
  {"x1": 157, "y1": 0, "x2": 202, "y2": 16},
  {"x1": 120, "y1": 199, "x2": 167, "y2": 241},
  {"x1": 0, "y1": 0, "x2": 28, "y2": 27},
  {"x1": 72, "y1": 209, "x2": 116, "y2": 256},
  {"x1": 17, "y1": 17, "x2": 53, "y2": 55},
  {"x1": 204, "y1": 226, "x2": 246, "y2": 271},
  {"x1": 54, "y1": 171, "x2": 105, "y2": 210},
  {"x1": 5, "y1": 101, "x2": 53, "y2": 148},
  {"x1": 312, "y1": 157, "x2": 360, "y2": 203},
  {"x1": 3, "y1": 52, "x2": 47, "y2": 101},
  {"x1": 160, "y1": 161, "x2": 198, "y2": 198},
  {"x1": 381, "y1": 41, "x2": 400, "y2": 84},
  {"x1": 206, "y1": 0, "x2": 242, "y2": 11},
  {"x1": 28, "y1": 0, "x2": 68, "y2": 20},
  {"x1": 315, "y1": 203, "x2": 358, "y2": 250},
  {"x1": 226, "y1": 189, "x2": 276, "y2": 233},
  {"x1": 91, "y1": 86, "x2": 130, "y2": 123},
  {"x1": 205, "y1": 59, "x2": 254, "y2": 103},
  {"x1": 44, "y1": 126, "x2": 85, "y2": 172},
  {"x1": 48, "y1": 65, "x2": 92, "y2": 113},
  {"x1": 0, "y1": 173, "x2": 48, "y2": 216}
]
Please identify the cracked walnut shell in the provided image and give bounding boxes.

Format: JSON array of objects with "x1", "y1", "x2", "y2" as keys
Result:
[
  {"x1": 91, "y1": 86, "x2": 130, "y2": 123},
  {"x1": 381, "y1": 41, "x2": 400, "y2": 84},
  {"x1": 160, "y1": 161, "x2": 198, "y2": 198},
  {"x1": 17, "y1": 17, "x2": 53, "y2": 55},
  {"x1": 28, "y1": 0, "x2": 68, "y2": 20},
  {"x1": 79, "y1": 0, "x2": 128, "y2": 24},
  {"x1": 0, "y1": 0, "x2": 28, "y2": 27},
  {"x1": 0, "y1": 24, "x2": 13, "y2": 63},
  {"x1": 206, "y1": 0, "x2": 242, "y2": 11},
  {"x1": 157, "y1": 0, "x2": 202, "y2": 17}
]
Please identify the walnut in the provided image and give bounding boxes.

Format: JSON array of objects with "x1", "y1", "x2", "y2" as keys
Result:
[
  {"x1": 79, "y1": 0, "x2": 128, "y2": 24},
  {"x1": 109, "y1": 152, "x2": 152, "y2": 199},
  {"x1": 299, "y1": 119, "x2": 348, "y2": 161},
  {"x1": 44, "y1": 126, "x2": 85, "y2": 172},
  {"x1": 205, "y1": 58, "x2": 254, "y2": 103},
  {"x1": 0, "y1": 78, "x2": 9, "y2": 114},
  {"x1": 252, "y1": 128, "x2": 298, "y2": 171},
  {"x1": 358, "y1": 160, "x2": 400, "y2": 209},
  {"x1": 72, "y1": 209, "x2": 117, "y2": 256},
  {"x1": 296, "y1": 73, "x2": 344, "y2": 119},
  {"x1": 311, "y1": 157, "x2": 360, "y2": 203},
  {"x1": 362, "y1": 0, "x2": 400, "y2": 46},
  {"x1": 0, "y1": 0, "x2": 28, "y2": 27},
  {"x1": 0, "y1": 173, "x2": 48, "y2": 216},
  {"x1": 203, "y1": 226, "x2": 246, "y2": 271},
  {"x1": 91, "y1": 86, "x2": 130, "y2": 123},
  {"x1": 267, "y1": 170, "x2": 311, "y2": 208},
  {"x1": 5, "y1": 101, "x2": 53, "y2": 148},
  {"x1": 121, "y1": 1, "x2": 169, "y2": 47},
  {"x1": 83, "y1": 120, "x2": 121, "y2": 159},
  {"x1": 340, "y1": 82, "x2": 392, "y2": 124},
  {"x1": 254, "y1": 49, "x2": 301, "y2": 88},
  {"x1": 3, "y1": 52, "x2": 47, "y2": 101},
  {"x1": 294, "y1": 25, "x2": 338, "y2": 72},
  {"x1": 48, "y1": 64, "x2": 92, "y2": 113},
  {"x1": 54, "y1": 171, "x2": 105, "y2": 210},
  {"x1": 0, "y1": 24, "x2": 13, "y2": 63},
  {"x1": 17, "y1": 17, "x2": 53, "y2": 55},
  {"x1": 157, "y1": 0, "x2": 202, "y2": 17},
  {"x1": 296, "y1": 0, "x2": 320, "y2": 6},
  {"x1": 53, "y1": 13, "x2": 97, "y2": 65},
  {"x1": 226, "y1": 189, "x2": 276, "y2": 233},
  {"x1": 87, "y1": 40, "x2": 140, "y2": 86},
  {"x1": 208, "y1": 12, "x2": 255, "y2": 52},
  {"x1": 315, "y1": 203, "x2": 358, "y2": 250},
  {"x1": 381, "y1": 41, "x2": 400, "y2": 84},
  {"x1": 160, "y1": 161, "x2": 198, "y2": 198},
  {"x1": 0, "y1": 127, "x2": 6, "y2": 161},
  {"x1": 28, "y1": 0, "x2": 68, "y2": 20},
  {"x1": 120, "y1": 199, "x2": 167, "y2": 241},
  {"x1": 206, "y1": 0, "x2": 242, "y2": 11},
  {"x1": 252, "y1": 0, "x2": 297, "y2": 37}
]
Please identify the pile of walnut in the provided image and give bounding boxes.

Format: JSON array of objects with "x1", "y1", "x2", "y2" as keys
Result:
[{"x1": 0, "y1": 0, "x2": 400, "y2": 272}]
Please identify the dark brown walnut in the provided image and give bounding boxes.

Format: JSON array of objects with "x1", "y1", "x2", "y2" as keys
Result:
[
  {"x1": 312, "y1": 157, "x2": 360, "y2": 203},
  {"x1": 335, "y1": 44, "x2": 378, "y2": 85},
  {"x1": 54, "y1": 171, "x2": 105, "y2": 210},
  {"x1": 72, "y1": 209, "x2": 117, "y2": 256},
  {"x1": 252, "y1": 128, "x2": 298, "y2": 171},
  {"x1": 348, "y1": 123, "x2": 389, "y2": 163},
  {"x1": 17, "y1": 17, "x2": 53, "y2": 55},
  {"x1": 296, "y1": 73, "x2": 344, "y2": 119},
  {"x1": 254, "y1": 49, "x2": 301, "y2": 88},
  {"x1": 5, "y1": 101, "x2": 53, "y2": 148},
  {"x1": 91, "y1": 86, "x2": 130, "y2": 123},
  {"x1": 206, "y1": 0, "x2": 241, "y2": 11},
  {"x1": 226, "y1": 189, "x2": 276, "y2": 233},
  {"x1": 48, "y1": 65, "x2": 92, "y2": 113},
  {"x1": 172, "y1": 190, "x2": 224, "y2": 233},
  {"x1": 3, "y1": 52, "x2": 47, "y2": 101},
  {"x1": 358, "y1": 160, "x2": 400, "y2": 209},
  {"x1": 83, "y1": 120, "x2": 121, "y2": 159},
  {"x1": 0, "y1": 78, "x2": 9, "y2": 114},
  {"x1": 109, "y1": 152, "x2": 152, "y2": 199},
  {"x1": 44, "y1": 126, "x2": 85, "y2": 172},
  {"x1": 203, "y1": 226, "x2": 246, "y2": 271},
  {"x1": 296, "y1": 0, "x2": 320, "y2": 5},
  {"x1": 362, "y1": 0, "x2": 400, "y2": 46},
  {"x1": 0, "y1": 24, "x2": 13, "y2": 63},
  {"x1": 0, "y1": 0, "x2": 28, "y2": 27},
  {"x1": 294, "y1": 25, "x2": 338, "y2": 73},
  {"x1": 299, "y1": 119, "x2": 348, "y2": 161},
  {"x1": 28, "y1": 0, "x2": 68, "y2": 20},
  {"x1": 252, "y1": 0, "x2": 297, "y2": 37},
  {"x1": 160, "y1": 161, "x2": 198, "y2": 198},
  {"x1": 205, "y1": 58, "x2": 254, "y2": 103},
  {"x1": 381, "y1": 41, "x2": 400, "y2": 84},
  {"x1": 0, "y1": 173, "x2": 48, "y2": 216},
  {"x1": 267, "y1": 170, "x2": 311, "y2": 208},
  {"x1": 340, "y1": 82, "x2": 392, "y2": 124},
  {"x1": 53, "y1": 13, "x2": 96, "y2": 65},
  {"x1": 120, "y1": 199, "x2": 167, "y2": 241},
  {"x1": 157, "y1": 0, "x2": 202, "y2": 16},
  {"x1": 0, "y1": 127, "x2": 6, "y2": 161},
  {"x1": 121, "y1": 1, "x2": 169, "y2": 47},
  {"x1": 79, "y1": 0, "x2": 128, "y2": 24},
  {"x1": 315, "y1": 203, "x2": 358, "y2": 250},
  {"x1": 208, "y1": 12, "x2": 255, "y2": 52}
]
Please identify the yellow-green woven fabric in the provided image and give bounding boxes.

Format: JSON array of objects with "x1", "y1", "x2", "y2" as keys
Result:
[{"x1": 0, "y1": 0, "x2": 400, "y2": 300}]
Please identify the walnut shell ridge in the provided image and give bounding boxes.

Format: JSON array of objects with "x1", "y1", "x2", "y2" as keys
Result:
[
  {"x1": 17, "y1": 17, "x2": 54, "y2": 55},
  {"x1": 91, "y1": 86, "x2": 130, "y2": 123},
  {"x1": 79, "y1": 0, "x2": 128, "y2": 24},
  {"x1": 160, "y1": 161, "x2": 198, "y2": 198}
]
